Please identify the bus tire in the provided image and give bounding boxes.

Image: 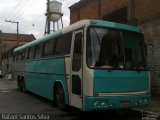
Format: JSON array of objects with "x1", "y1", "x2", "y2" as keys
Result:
[
  {"x1": 55, "y1": 84, "x2": 66, "y2": 110},
  {"x1": 21, "y1": 79, "x2": 26, "y2": 92},
  {"x1": 17, "y1": 78, "x2": 22, "y2": 91}
]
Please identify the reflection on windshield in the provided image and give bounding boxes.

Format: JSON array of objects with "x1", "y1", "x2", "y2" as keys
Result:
[
  {"x1": 87, "y1": 27, "x2": 147, "y2": 70},
  {"x1": 123, "y1": 31, "x2": 146, "y2": 69}
]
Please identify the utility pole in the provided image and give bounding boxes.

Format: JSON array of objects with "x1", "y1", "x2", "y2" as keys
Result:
[
  {"x1": 5, "y1": 20, "x2": 19, "y2": 46},
  {"x1": 0, "y1": 30, "x2": 2, "y2": 69},
  {"x1": 47, "y1": 0, "x2": 50, "y2": 34}
]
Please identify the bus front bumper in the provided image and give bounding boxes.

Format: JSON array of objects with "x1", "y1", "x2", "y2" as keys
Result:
[{"x1": 83, "y1": 94, "x2": 150, "y2": 111}]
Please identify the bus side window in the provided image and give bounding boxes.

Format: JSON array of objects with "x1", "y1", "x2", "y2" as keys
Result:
[
  {"x1": 17, "y1": 52, "x2": 21, "y2": 61},
  {"x1": 26, "y1": 48, "x2": 30, "y2": 59},
  {"x1": 21, "y1": 50, "x2": 25, "y2": 60},
  {"x1": 64, "y1": 33, "x2": 72, "y2": 54},
  {"x1": 32, "y1": 47, "x2": 35, "y2": 59},
  {"x1": 55, "y1": 32, "x2": 72, "y2": 55},
  {"x1": 43, "y1": 40, "x2": 55, "y2": 57},
  {"x1": 55, "y1": 37, "x2": 63, "y2": 55},
  {"x1": 35, "y1": 44, "x2": 42, "y2": 59},
  {"x1": 27, "y1": 47, "x2": 35, "y2": 59}
]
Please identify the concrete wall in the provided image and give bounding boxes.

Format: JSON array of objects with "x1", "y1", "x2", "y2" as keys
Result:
[{"x1": 139, "y1": 19, "x2": 160, "y2": 96}]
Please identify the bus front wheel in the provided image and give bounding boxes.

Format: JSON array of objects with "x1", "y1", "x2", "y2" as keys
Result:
[{"x1": 55, "y1": 84, "x2": 66, "y2": 110}]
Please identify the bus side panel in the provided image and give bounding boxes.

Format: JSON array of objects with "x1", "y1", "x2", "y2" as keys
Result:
[{"x1": 25, "y1": 57, "x2": 67, "y2": 100}]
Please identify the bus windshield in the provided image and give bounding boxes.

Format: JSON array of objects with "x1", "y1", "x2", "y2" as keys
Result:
[{"x1": 87, "y1": 27, "x2": 147, "y2": 70}]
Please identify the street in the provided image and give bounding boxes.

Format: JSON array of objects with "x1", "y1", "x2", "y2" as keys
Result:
[{"x1": 0, "y1": 78, "x2": 142, "y2": 120}]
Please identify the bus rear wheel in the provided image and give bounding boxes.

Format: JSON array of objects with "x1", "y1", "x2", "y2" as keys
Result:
[
  {"x1": 17, "y1": 79, "x2": 22, "y2": 91},
  {"x1": 55, "y1": 84, "x2": 66, "y2": 110},
  {"x1": 21, "y1": 80, "x2": 26, "y2": 92},
  {"x1": 17, "y1": 78, "x2": 26, "y2": 92}
]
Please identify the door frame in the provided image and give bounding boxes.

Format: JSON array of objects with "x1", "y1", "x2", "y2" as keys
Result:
[{"x1": 70, "y1": 30, "x2": 84, "y2": 109}]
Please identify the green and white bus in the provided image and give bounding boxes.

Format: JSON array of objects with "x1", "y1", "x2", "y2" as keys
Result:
[{"x1": 13, "y1": 19, "x2": 150, "y2": 111}]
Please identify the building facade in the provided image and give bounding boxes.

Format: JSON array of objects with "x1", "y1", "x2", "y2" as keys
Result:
[
  {"x1": 0, "y1": 33, "x2": 35, "y2": 52},
  {"x1": 0, "y1": 32, "x2": 35, "y2": 74},
  {"x1": 69, "y1": 0, "x2": 160, "y2": 96}
]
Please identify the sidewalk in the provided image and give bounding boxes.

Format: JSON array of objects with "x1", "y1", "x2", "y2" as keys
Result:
[{"x1": 144, "y1": 97, "x2": 160, "y2": 113}]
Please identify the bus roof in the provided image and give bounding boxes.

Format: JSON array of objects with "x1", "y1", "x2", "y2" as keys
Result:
[
  {"x1": 14, "y1": 19, "x2": 141, "y2": 52},
  {"x1": 62, "y1": 19, "x2": 141, "y2": 33},
  {"x1": 90, "y1": 20, "x2": 141, "y2": 33}
]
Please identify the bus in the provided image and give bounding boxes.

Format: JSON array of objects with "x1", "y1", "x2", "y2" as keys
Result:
[{"x1": 13, "y1": 19, "x2": 150, "y2": 111}]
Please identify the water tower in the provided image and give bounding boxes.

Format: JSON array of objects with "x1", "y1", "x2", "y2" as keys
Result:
[{"x1": 44, "y1": 0, "x2": 63, "y2": 35}]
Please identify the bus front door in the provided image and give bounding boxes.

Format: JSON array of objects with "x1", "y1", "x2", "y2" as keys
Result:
[{"x1": 70, "y1": 30, "x2": 83, "y2": 109}]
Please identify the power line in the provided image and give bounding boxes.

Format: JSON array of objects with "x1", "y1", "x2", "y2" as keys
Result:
[
  {"x1": 4, "y1": 0, "x2": 33, "y2": 32},
  {"x1": 3, "y1": 0, "x2": 46, "y2": 38},
  {"x1": 3, "y1": 0, "x2": 27, "y2": 27},
  {"x1": 11, "y1": 0, "x2": 34, "y2": 20},
  {"x1": 6, "y1": 0, "x2": 26, "y2": 20},
  {"x1": 16, "y1": 0, "x2": 46, "y2": 33}
]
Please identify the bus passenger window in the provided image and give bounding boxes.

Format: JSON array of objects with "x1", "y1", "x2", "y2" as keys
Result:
[
  {"x1": 25, "y1": 49, "x2": 28, "y2": 59},
  {"x1": 17, "y1": 52, "x2": 21, "y2": 60},
  {"x1": 21, "y1": 50, "x2": 25, "y2": 60},
  {"x1": 28, "y1": 47, "x2": 35, "y2": 59},
  {"x1": 43, "y1": 40, "x2": 55, "y2": 57},
  {"x1": 26, "y1": 48, "x2": 30, "y2": 59},
  {"x1": 35, "y1": 44, "x2": 42, "y2": 59},
  {"x1": 55, "y1": 33, "x2": 72, "y2": 55}
]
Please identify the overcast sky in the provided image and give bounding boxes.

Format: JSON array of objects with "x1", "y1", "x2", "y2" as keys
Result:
[{"x1": 0, "y1": 0, "x2": 80, "y2": 39}]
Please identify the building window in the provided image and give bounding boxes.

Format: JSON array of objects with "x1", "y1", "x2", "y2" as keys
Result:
[{"x1": 103, "y1": 7, "x2": 127, "y2": 24}]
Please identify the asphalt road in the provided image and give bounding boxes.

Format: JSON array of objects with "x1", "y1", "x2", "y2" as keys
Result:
[{"x1": 0, "y1": 78, "x2": 142, "y2": 120}]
